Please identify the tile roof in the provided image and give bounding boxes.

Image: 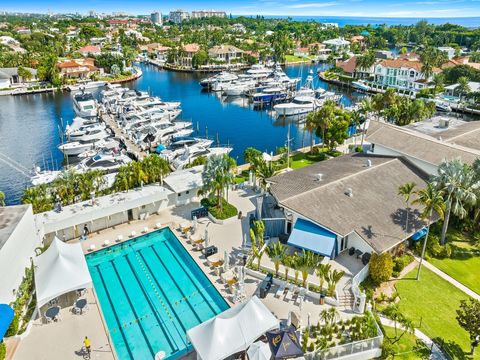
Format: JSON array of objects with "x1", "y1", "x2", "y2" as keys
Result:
[
  {"x1": 268, "y1": 154, "x2": 429, "y2": 253},
  {"x1": 79, "y1": 45, "x2": 101, "y2": 53},
  {"x1": 183, "y1": 43, "x2": 200, "y2": 53}
]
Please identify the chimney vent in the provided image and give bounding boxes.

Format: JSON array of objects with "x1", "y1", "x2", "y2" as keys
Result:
[
  {"x1": 345, "y1": 188, "x2": 353, "y2": 197},
  {"x1": 366, "y1": 159, "x2": 372, "y2": 167},
  {"x1": 314, "y1": 173, "x2": 323, "y2": 181}
]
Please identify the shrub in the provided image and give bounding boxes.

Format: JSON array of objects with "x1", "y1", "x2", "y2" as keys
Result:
[
  {"x1": 393, "y1": 254, "x2": 414, "y2": 277},
  {"x1": 0, "y1": 342, "x2": 5, "y2": 360},
  {"x1": 5, "y1": 315, "x2": 19, "y2": 337},
  {"x1": 369, "y1": 253, "x2": 393, "y2": 285},
  {"x1": 201, "y1": 197, "x2": 238, "y2": 220},
  {"x1": 354, "y1": 146, "x2": 363, "y2": 153}
]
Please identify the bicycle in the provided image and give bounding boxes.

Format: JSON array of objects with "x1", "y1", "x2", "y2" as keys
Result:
[{"x1": 81, "y1": 345, "x2": 91, "y2": 360}]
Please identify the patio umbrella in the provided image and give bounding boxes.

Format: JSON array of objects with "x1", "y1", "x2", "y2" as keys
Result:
[
  {"x1": 223, "y1": 250, "x2": 230, "y2": 271},
  {"x1": 247, "y1": 341, "x2": 272, "y2": 360},
  {"x1": 204, "y1": 228, "x2": 209, "y2": 248},
  {"x1": 192, "y1": 216, "x2": 198, "y2": 232},
  {"x1": 266, "y1": 326, "x2": 304, "y2": 359}
]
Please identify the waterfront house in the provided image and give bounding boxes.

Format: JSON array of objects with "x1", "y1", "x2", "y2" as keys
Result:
[
  {"x1": 373, "y1": 59, "x2": 439, "y2": 91},
  {"x1": 208, "y1": 45, "x2": 244, "y2": 64},
  {"x1": 350, "y1": 35, "x2": 366, "y2": 49},
  {"x1": 444, "y1": 81, "x2": 480, "y2": 100},
  {"x1": 366, "y1": 120, "x2": 480, "y2": 175},
  {"x1": 78, "y1": 45, "x2": 101, "y2": 57},
  {"x1": 293, "y1": 47, "x2": 310, "y2": 58},
  {"x1": 179, "y1": 43, "x2": 200, "y2": 68},
  {"x1": 57, "y1": 58, "x2": 101, "y2": 80},
  {"x1": 0, "y1": 67, "x2": 37, "y2": 88},
  {"x1": 322, "y1": 37, "x2": 350, "y2": 53},
  {"x1": 267, "y1": 153, "x2": 428, "y2": 259},
  {"x1": 139, "y1": 43, "x2": 171, "y2": 61},
  {"x1": 438, "y1": 46, "x2": 456, "y2": 60}
]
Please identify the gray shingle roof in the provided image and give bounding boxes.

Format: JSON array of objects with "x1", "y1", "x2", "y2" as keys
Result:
[
  {"x1": 366, "y1": 121, "x2": 480, "y2": 166},
  {"x1": 268, "y1": 154, "x2": 429, "y2": 253},
  {"x1": 0, "y1": 204, "x2": 30, "y2": 250}
]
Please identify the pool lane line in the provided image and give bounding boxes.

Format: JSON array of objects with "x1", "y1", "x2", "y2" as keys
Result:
[
  {"x1": 146, "y1": 244, "x2": 202, "y2": 323},
  {"x1": 122, "y1": 252, "x2": 179, "y2": 353},
  {"x1": 111, "y1": 259, "x2": 157, "y2": 358},
  {"x1": 129, "y1": 246, "x2": 188, "y2": 349},
  {"x1": 94, "y1": 264, "x2": 135, "y2": 360},
  {"x1": 159, "y1": 241, "x2": 220, "y2": 317},
  {"x1": 134, "y1": 249, "x2": 190, "y2": 345}
]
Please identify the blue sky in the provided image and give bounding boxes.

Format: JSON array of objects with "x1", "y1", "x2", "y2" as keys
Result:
[{"x1": 3, "y1": 0, "x2": 480, "y2": 17}]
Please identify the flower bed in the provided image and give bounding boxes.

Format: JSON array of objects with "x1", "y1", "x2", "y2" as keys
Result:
[{"x1": 200, "y1": 196, "x2": 238, "y2": 220}]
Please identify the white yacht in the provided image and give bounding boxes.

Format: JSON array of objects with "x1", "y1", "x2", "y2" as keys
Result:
[
  {"x1": 68, "y1": 126, "x2": 110, "y2": 143},
  {"x1": 171, "y1": 144, "x2": 233, "y2": 170},
  {"x1": 274, "y1": 96, "x2": 322, "y2": 116},
  {"x1": 67, "y1": 81, "x2": 106, "y2": 92},
  {"x1": 31, "y1": 167, "x2": 62, "y2": 186},
  {"x1": 159, "y1": 137, "x2": 214, "y2": 161},
  {"x1": 65, "y1": 117, "x2": 99, "y2": 135},
  {"x1": 58, "y1": 137, "x2": 115, "y2": 157},
  {"x1": 75, "y1": 153, "x2": 132, "y2": 173},
  {"x1": 200, "y1": 72, "x2": 238, "y2": 88},
  {"x1": 73, "y1": 91, "x2": 98, "y2": 117},
  {"x1": 246, "y1": 64, "x2": 272, "y2": 77}
]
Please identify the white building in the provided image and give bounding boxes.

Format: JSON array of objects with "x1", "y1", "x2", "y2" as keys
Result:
[
  {"x1": 208, "y1": 45, "x2": 244, "y2": 64},
  {"x1": 0, "y1": 67, "x2": 38, "y2": 88},
  {"x1": 151, "y1": 11, "x2": 162, "y2": 26},
  {"x1": 438, "y1": 46, "x2": 456, "y2": 60},
  {"x1": 163, "y1": 166, "x2": 204, "y2": 206},
  {"x1": 0, "y1": 205, "x2": 41, "y2": 304},
  {"x1": 191, "y1": 10, "x2": 226, "y2": 19},
  {"x1": 322, "y1": 37, "x2": 350, "y2": 52},
  {"x1": 169, "y1": 9, "x2": 190, "y2": 24},
  {"x1": 373, "y1": 59, "x2": 438, "y2": 91}
]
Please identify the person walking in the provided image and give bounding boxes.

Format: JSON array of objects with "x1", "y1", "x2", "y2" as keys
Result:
[
  {"x1": 83, "y1": 224, "x2": 90, "y2": 241},
  {"x1": 83, "y1": 336, "x2": 91, "y2": 357}
]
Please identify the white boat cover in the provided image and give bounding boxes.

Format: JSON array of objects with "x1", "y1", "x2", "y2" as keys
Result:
[
  {"x1": 187, "y1": 296, "x2": 279, "y2": 360},
  {"x1": 34, "y1": 238, "x2": 92, "y2": 308}
]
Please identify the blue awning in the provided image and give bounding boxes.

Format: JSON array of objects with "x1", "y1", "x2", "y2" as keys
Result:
[
  {"x1": 0, "y1": 304, "x2": 14, "y2": 339},
  {"x1": 411, "y1": 227, "x2": 428, "y2": 241},
  {"x1": 287, "y1": 219, "x2": 338, "y2": 258}
]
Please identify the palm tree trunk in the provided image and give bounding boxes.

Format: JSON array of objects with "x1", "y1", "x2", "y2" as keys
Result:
[
  {"x1": 360, "y1": 118, "x2": 367, "y2": 147},
  {"x1": 440, "y1": 198, "x2": 452, "y2": 245},
  {"x1": 416, "y1": 213, "x2": 432, "y2": 280}
]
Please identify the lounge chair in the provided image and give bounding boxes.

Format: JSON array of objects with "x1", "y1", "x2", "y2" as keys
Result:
[
  {"x1": 284, "y1": 284, "x2": 294, "y2": 302},
  {"x1": 116, "y1": 234, "x2": 123, "y2": 243},
  {"x1": 155, "y1": 222, "x2": 162, "y2": 229},
  {"x1": 130, "y1": 231, "x2": 136, "y2": 238},
  {"x1": 143, "y1": 226, "x2": 149, "y2": 234},
  {"x1": 295, "y1": 288, "x2": 306, "y2": 306},
  {"x1": 89, "y1": 244, "x2": 96, "y2": 252},
  {"x1": 275, "y1": 281, "x2": 286, "y2": 298},
  {"x1": 103, "y1": 240, "x2": 110, "y2": 247}
]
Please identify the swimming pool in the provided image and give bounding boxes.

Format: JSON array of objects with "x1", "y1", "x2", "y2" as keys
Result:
[{"x1": 86, "y1": 228, "x2": 229, "y2": 360}]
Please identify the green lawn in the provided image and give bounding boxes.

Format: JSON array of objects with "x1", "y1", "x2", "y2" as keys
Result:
[
  {"x1": 289, "y1": 152, "x2": 329, "y2": 169},
  {"x1": 395, "y1": 266, "x2": 477, "y2": 359},
  {"x1": 429, "y1": 255, "x2": 480, "y2": 295},
  {"x1": 285, "y1": 55, "x2": 310, "y2": 62},
  {"x1": 382, "y1": 326, "x2": 429, "y2": 359}
]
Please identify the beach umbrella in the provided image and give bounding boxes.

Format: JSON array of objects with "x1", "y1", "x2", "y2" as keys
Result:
[
  {"x1": 204, "y1": 228, "x2": 209, "y2": 247},
  {"x1": 266, "y1": 327, "x2": 304, "y2": 359},
  {"x1": 247, "y1": 341, "x2": 272, "y2": 360}
]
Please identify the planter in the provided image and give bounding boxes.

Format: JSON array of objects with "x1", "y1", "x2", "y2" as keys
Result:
[{"x1": 207, "y1": 211, "x2": 237, "y2": 225}]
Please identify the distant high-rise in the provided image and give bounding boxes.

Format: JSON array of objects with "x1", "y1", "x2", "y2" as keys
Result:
[
  {"x1": 150, "y1": 11, "x2": 162, "y2": 25},
  {"x1": 169, "y1": 9, "x2": 190, "y2": 24},
  {"x1": 191, "y1": 10, "x2": 226, "y2": 19}
]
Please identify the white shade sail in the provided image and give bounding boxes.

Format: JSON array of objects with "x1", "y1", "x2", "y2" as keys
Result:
[
  {"x1": 247, "y1": 341, "x2": 272, "y2": 360},
  {"x1": 34, "y1": 238, "x2": 92, "y2": 308},
  {"x1": 187, "y1": 296, "x2": 279, "y2": 360}
]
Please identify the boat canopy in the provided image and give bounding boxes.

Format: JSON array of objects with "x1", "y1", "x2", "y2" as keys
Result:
[{"x1": 287, "y1": 218, "x2": 338, "y2": 258}]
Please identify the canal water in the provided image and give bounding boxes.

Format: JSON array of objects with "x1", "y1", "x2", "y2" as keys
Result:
[{"x1": 0, "y1": 63, "x2": 364, "y2": 205}]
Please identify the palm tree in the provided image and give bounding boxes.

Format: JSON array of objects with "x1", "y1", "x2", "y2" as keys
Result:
[
  {"x1": 413, "y1": 183, "x2": 445, "y2": 280},
  {"x1": 291, "y1": 253, "x2": 301, "y2": 285},
  {"x1": 326, "y1": 269, "x2": 345, "y2": 297},
  {"x1": 255, "y1": 159, "x2": 275, "y2": 190},
  {"x1": 280, "y1": 254, "x2": 293, "y2": 281},
  {"x1": 315, "y1": 263, "x2": 331, "y2": 292},
  {"x1": 297, "y1": 250, "x2": 320, "y2": 288},
  {"x1": 432, "y1": 160, "x2": 479, "y2": 245},
  {"x1": 316, "y1": 100, "x2": 337, "y2": 148},
  {"x1": 456, "y1": 76, "x2": 471, "y2": 102},
  {"x1": 305, "y1": 111, "x2": 319, "y2": 153},
  {"x1": 202, "y1": 154, "x2": 234, "y2": 212},
  {"x1": 266, "y1": 242, "x2": 286, "y2": 277},
  {"x1": 398, "y1": 182, "x2": 417, "y2": 234},
  {"x1": 252, "y1": 238, "x2": 265, "y2": 270}
]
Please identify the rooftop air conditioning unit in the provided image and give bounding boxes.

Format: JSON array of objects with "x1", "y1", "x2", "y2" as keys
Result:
[
  {"x1": 315, "y1": 173, "x2": 323, "y2": 181},
  {"x1": 438, "y1": 118, "x2": 450, "y2": 129}
]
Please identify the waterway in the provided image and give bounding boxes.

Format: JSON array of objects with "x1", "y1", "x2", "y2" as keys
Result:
[{"x1": 0, "y1": 63, "x2": 365, "y2": 205}]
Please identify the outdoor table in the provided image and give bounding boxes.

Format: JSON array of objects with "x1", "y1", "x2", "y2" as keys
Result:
[
  {"x1": 355, "y1": 249, "x2": 363, "y2": 259},
  {"x1": 227, "y1": 278, "x2": 238, "y2": 286},
  {"x1": 45, "y1": 306, "x2": 60, "y2": 321},
  {"x1": 208, "y1": 254, "x2": 220, "y2": 264},
  {"x1": 211, "y1": 260, "x2": 224, "y2": 268},
  {"x1": 75, "y1": 299, "x2": 88, "y2": 314},
  {"x1": 189, "y1": 233, "x2": 202, "y2": 243}
]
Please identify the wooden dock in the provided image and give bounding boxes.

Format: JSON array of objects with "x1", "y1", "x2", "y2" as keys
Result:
[{"x1": 99, "y1": 111, "x2": 147, "y2": 160}]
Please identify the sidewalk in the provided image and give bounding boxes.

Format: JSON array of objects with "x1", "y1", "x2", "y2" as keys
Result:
[
  {"x1": 415, "y1": 256, "x2": 480, "y2": 301},
  {"x1": 379, "y1": 316, "x2": 447, "y2": 360}
]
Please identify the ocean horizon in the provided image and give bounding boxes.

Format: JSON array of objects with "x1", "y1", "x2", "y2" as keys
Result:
[{"x1": 236, "y1": 15, "x2": 480, "y2": 28}]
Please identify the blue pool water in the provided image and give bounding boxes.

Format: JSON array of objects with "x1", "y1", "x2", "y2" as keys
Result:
[{"x1": 85, "y1": 228, "x2": 229, "y2": 360}]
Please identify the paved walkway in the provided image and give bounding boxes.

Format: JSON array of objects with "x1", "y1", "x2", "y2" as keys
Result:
[
  {"x1": 415, "y1": 256, "x2": 480, "y2": 300},
  {"x1": 379, "y1": 316, "x2": 447, "y2": 360}
]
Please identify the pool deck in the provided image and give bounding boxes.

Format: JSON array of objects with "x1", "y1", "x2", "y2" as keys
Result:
[{"x1": 13, "y1": 187, "x2": 357, "y2": 360}]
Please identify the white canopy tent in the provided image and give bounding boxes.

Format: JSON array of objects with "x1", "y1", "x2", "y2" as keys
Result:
[
  {"x1": 34, "y1": 238, "x2": 93, "y2": 308},
  {"x1": 187, "y1": 296, "x2": 279, "y2": 360}
]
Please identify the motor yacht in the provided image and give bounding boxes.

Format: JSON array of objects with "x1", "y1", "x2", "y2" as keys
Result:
[
  {"x1": 171, "y1": 144, "x2": 233, "y2": 170},
  {"x1": 274, "y1": 96, "x2": 322, "y2": 116},
  {"x1": 200, "y1": 72, "x2": 238, "y2": 88},
  {"x1": 68, "y1": 126, "x2": 110, "y2": 143},
  {"x1": 75, "y1": 153, "x2": 132, "y2": 173},
  {"x1": 252, "y1": 87, "x2": 289, "y2": 104},
  {"x1": 67, "y1": 80, "x2": 106, "y2": 92},
  {"x1": 73, "y1": 91, "x2": 97, "y2": 117}
]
